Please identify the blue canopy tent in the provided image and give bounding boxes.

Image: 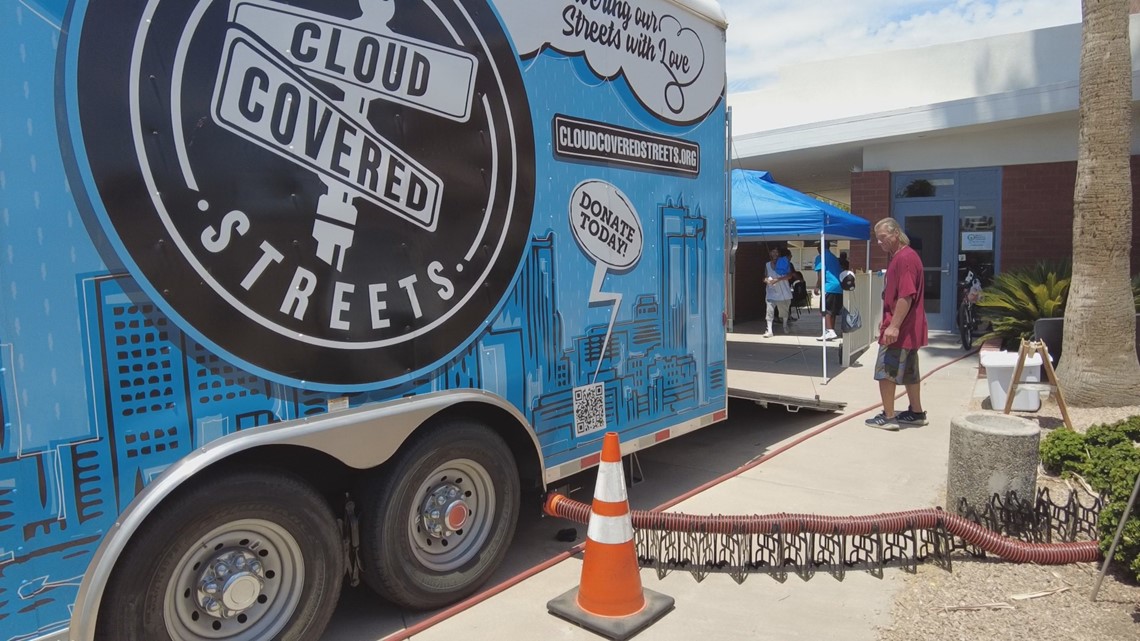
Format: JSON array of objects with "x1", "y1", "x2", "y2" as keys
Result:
[
  {"x1": 729, "y1": 169, "x2": 872, "y2": 382},
  {"x1": 731, "y1": 169, "x2": 870, "y2": 241}
]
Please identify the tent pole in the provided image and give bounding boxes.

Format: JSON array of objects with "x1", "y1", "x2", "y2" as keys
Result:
[
  {"x1": 866, "y1": 239, "x2": 872, "y2": 353},
  {"x1": 821, "y1": 230, "x2": 827, "y2": 384}
]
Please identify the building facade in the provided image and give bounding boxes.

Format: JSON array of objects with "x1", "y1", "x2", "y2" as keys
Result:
[{"x1": 730, "y1": 11, "x2": 1140, "y2": 330}]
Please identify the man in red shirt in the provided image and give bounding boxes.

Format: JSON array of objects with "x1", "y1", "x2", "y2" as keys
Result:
[{"x1": 866, "y1": 217, "x2": 929, "y2": 430}]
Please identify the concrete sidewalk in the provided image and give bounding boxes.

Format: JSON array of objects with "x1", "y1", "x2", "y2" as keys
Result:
[{"x1": 400, "y1": 333, "x2": 982, "y2": 641}]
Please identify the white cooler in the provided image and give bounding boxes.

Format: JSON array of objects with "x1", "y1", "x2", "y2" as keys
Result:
[{"x1": 980, "y1": 351, "x2": 1043, "y2": 412}]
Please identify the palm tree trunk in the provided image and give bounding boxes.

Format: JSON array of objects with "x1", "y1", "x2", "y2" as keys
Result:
[{"x1": 1056, "y1": 0, "x2": 1140, "y2": 406}]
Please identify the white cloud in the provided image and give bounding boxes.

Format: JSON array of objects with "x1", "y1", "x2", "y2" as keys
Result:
[{"x1": 721, "y1": 0, "x2": 1082, "y2": 92}]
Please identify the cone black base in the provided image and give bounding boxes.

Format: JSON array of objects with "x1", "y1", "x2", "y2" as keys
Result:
[{"x1": 547, "y1": 587, "x2": 674, "y2": 640}]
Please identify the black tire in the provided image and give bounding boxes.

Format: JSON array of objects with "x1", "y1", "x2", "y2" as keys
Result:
[
  {"x1": 358, "y1": 421, "x2": 520, "y2": 610},
  {"x1": 95, "y1": 470, "x2": 344, "y2": 641},
  {"x1": 958, "y1": 302, "x2": 973, "y2": 350}
]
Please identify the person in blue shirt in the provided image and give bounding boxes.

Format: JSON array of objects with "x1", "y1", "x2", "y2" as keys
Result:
[{"x1": 813, "y1": 242, "x2": 843, "y2": 341}]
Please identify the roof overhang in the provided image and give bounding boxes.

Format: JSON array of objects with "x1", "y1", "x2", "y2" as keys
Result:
[{"x1": 730, "y1": 69, "x2": 1140, "y2": 202}]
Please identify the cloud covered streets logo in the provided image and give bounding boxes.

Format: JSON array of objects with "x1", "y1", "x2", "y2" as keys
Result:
[{"x1": 69, "y1": 0, "x2": 535, "y2": 388}]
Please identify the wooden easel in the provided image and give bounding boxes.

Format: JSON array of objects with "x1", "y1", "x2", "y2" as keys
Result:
[{"x1": 1002, "y1": 338, "x2": 1073, "y2": 430}]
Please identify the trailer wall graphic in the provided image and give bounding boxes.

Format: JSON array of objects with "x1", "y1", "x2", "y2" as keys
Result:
[{"x1": 0, "y1": 0, "x2": 727, "y2": 638}]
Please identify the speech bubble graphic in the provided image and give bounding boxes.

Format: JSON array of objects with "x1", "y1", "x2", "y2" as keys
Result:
[
  {"x1": 569, "y1": 180, "x2": 643, "y2": 380},
  {"x1": 495, "y1": 0, "x2": 724, "y2": 124},
  {"x1": 569, "y1": 180, "x2": 644, "y2": 271}
]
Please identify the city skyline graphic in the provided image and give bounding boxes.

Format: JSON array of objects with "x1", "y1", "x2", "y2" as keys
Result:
[{"x1": 0, "y1": 197, "x2": 724, "y2": 636}]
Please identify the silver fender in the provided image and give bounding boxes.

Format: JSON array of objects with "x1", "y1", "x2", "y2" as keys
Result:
[{"x1": 68, "y1": 389, "x2": 539, "y2": 641}]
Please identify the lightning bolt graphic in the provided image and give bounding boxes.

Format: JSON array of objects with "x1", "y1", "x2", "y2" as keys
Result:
[{"x1": 588, "y1": 262, "x2": 621, "y2": 382}]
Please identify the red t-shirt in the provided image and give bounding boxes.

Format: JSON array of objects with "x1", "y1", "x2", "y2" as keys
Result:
[{"x1": 880, "y1": 245, "x2": 929, "y2": 349}]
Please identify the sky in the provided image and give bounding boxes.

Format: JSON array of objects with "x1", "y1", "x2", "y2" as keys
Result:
[{"x1": 720, "y1": 0, "x2": 1083, "y2": 92}]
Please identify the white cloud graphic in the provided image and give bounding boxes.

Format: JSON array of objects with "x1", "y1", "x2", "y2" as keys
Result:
[
  {"x1": 657, "y1": 14, "x2": 705, "y2": 115},
  {"x1": 497, "y1": 0, "x2": 725, "y2": 124}
]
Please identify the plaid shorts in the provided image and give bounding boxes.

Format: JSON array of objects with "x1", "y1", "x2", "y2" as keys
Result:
[{"x1": 874, "y1": 346, "x2": 921, "y2": 385}]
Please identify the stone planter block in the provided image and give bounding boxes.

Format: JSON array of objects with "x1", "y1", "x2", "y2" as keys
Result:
[{"x1": 946, "y1": 412, "x2": 1040, "y2": 515}]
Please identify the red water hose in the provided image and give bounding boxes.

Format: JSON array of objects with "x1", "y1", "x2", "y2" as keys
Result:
[
  {"x1": 378, "y1": 350, "x2": 1065, "y2": 641},
  {"x1": 544, "y1": 493, "x2": 1100, "y2": 565}
]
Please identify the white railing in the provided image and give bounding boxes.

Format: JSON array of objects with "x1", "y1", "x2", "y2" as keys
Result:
[{"x1": 841, "y1": 271, "x2": 884, "y2": 367}]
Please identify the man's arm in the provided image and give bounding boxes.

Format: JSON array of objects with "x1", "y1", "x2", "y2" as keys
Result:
[
  {"x1": 888, "y1": 297, "x2": 912, "y2": 330},
  {"x1": 881, "y1": 296, "x2": 911, "y2": 345}
]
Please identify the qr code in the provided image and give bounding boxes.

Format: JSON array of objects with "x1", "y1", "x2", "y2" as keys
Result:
[{"x1": 573, "y1": 382, "x2": 607, "y2": 437}]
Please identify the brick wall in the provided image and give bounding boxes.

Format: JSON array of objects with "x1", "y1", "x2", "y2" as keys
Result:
[
  {"x1": 1132, "y1": 156, "x2": 1140, "y2": 272},
  {"x1": 849, "y1": 163, "x2": 1140, "y2": 275},
  {"x1": 1001, "y1": 158, "x2": 1140, "y2": 272},
  {"x1": 1000, "y1": 162, "x2": 1078, "y2": 270},
  {"x1": 849, "y1": 171, "x2": 891, "y2": 270}
]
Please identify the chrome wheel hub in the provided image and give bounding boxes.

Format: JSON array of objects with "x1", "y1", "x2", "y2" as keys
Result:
[
  {"x1": 164, "y1": 520, "x2": 304, "y2": 641},
  {"x1": 408, "y1": 459, "x2": 495, "y2": 572},
  {"x1": 420, "y1": 485, "x2": 470, "y2": 539},
  {"x1": 196, "y1": 550, "x2": 265, "y2": 618}
]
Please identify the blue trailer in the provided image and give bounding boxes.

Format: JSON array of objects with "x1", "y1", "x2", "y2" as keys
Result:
[{"x1": 0, "y1": 0, "x2": 728, "y2": 638}]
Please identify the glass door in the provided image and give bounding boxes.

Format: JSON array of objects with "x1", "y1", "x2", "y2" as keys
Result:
[{"x1": 894, "y1": 200, "x2": 957, "y2": 331}]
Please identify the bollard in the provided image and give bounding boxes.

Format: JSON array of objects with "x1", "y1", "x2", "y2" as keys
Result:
[{"x1": 946, "y1": 412, "x2": 1040, "y2": 515}]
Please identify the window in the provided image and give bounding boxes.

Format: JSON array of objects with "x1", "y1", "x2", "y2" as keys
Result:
[{"x1": 893, "y1": 174, "x2": 956, "y2": 199}]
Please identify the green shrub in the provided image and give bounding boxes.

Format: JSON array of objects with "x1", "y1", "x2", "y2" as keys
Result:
[
  {"x1": 1099, "y1": 500, "x2": 1140, "y2": 574},
  {"x1": 976, "y1": 260, "x2": 1070, "y2": 346},
  {"x1": 1041, "y1": 418, "x2": 1140, "y2": 581},
  {"x1": 1085, "y1": 423, "x2": 1135, "y2": 449},
  {"x1": 1116, "y1": 416, "x2": 1140, "y2": 441},
  {"x1": 1040, "y1": 427, "x2": 1086, "y2": 475},
  {"x1": 1081, "y1": 442, "x2": 1140, "y2": 499}
]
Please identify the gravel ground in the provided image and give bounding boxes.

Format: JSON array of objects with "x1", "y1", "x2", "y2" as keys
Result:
[{"x1": 878, "y1": 397, "x2": 1140, "y2": 641}]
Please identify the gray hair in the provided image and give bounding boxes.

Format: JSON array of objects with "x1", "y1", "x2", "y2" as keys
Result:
[{"x1": 874, "y1": 217, "x2": 910, "y2": 246}]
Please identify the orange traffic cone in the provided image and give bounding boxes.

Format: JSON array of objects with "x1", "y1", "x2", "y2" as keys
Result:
[{"x1": 547, "y1": 432, "x2": 674, "y2": 639}]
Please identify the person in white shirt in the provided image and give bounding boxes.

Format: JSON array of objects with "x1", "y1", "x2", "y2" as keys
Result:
[{"x1": 763, "y1": 247, "x2": 793, "y2": 337}]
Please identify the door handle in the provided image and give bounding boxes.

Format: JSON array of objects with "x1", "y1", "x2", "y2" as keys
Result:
[{"x1": 941, "y1": 264, "x2": 950, "y2": 274}]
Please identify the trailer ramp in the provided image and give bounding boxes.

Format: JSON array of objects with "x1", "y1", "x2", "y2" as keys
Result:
[{"x1": 727, "y1": 387, "x2": 846, "y2": 413}]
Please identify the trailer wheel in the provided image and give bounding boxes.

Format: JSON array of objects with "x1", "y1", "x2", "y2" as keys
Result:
[
  {"x1": 359, "y1": 421, "x2": 520, "y2": 610},
  {"x1": 95, "y1": 470, "x2": 344, "y2": 641}
]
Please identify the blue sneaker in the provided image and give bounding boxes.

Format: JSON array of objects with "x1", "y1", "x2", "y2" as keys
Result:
[
  {"x1": 896, "y1": 407, "x2": 928, "y2": 426},
  {"x1": 865, "y1": 413, "x2": 900, "y2": 431}
]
